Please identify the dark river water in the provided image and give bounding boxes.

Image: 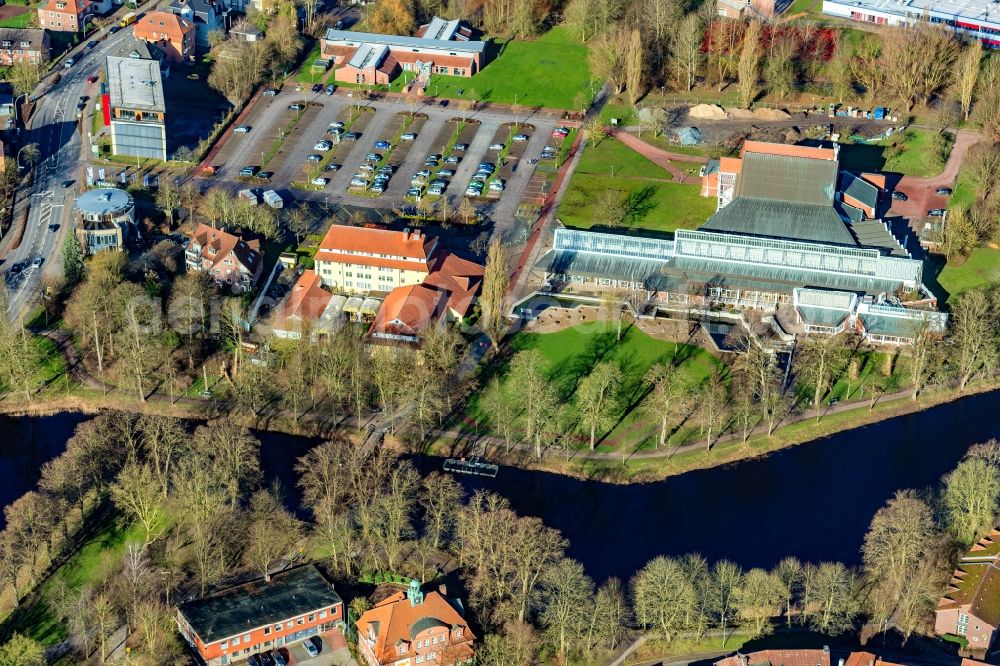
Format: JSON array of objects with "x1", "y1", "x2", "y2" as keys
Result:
[{"x1": 2, "y1": 390, "x2": 997, "y2": 583}]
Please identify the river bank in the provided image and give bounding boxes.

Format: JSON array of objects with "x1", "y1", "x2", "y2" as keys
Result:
[{"x1": 3, "y1": 369, "x2": 1000, "y2": 485}]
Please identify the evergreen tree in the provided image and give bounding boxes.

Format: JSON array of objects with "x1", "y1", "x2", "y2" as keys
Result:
[{"x1": 61, "y1": 229, "x2": 84, "y2": 287}]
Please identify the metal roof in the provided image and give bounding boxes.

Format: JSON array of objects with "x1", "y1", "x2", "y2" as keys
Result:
[
  {"x1": 323, "y1": 28, "x2": 486, "y2": 54},
  {"x1": 824, "y1": 0, "x2": 1000, "y2": 29},
  {"x1": 106, "y1": 55, "x2": 164, "y2": 112},
  {"x1": 537, "y1": 249, "x2": 672, "y2": 290},
  {"x1": 849, "y1": 219, "x2": 909, "y2": 257},
  {"x1": 348, "y1": 42, "x2": 389, "y2": 69},
  {"x1": 857, "y1": 302, "x2": 948, "y2": 336},
  {"x1": 423, "y1": 16, "x2": 461, "y2": 40},
  {"x1": 75, "y1": 188, "x2": 133, "y2": 215},
  {"x1": 840, "y1": 172, "x2": 880, "y2": 209},
  {"x1": 701, "y1": 197, "x2": 858, "y2": 246},
  {"x1": 736, "y1": 152, "x2": 838, "y2": 206},
  {"x1": 177, "y1": 565, "x2": 342, "y2": 645}
]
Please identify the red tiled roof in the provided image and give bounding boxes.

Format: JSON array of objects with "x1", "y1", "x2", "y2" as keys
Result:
[
  {"x1": 317, "y1": 225, "x2": 436, "y2": 269},
  {"x1": 368, "y1": 284, "x2": 448, "y2": 339},
  {"x1": 423, "y1": 252, "x2": 484, "y2": 318},
  {"x1": 356, "y1": 589, "x2": 475, "y2": 665},
  {"x1": 741, "y1": 140, "x2": 837, "y2": 161},
  {"x1": 716, "y1": 649, "x2": 831, "y2": 666},
  {"x1": 276, "y1": 270, "x2": 332, "y2": 327},
  {"x1": 189, "y1": 223, "x2": 261, "y2": 275},
  {"x1": 134, "y1": 11, "x2": 194, "y2": 41},
  {"x1": 844, "y1": 652, "x2": 905, "y2": 666},
  {"x1": 40, "y1": 0, "x2": 90, "y2": 14}
]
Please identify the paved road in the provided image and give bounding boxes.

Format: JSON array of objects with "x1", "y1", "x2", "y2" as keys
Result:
[{"x1": 2, "y1": 24, "x2": 134, "y2": 322}]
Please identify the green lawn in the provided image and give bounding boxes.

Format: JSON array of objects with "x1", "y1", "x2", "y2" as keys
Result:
[
  {"x1": 466, "y1": 323, "x2": 724, "y2": 451},
  {"x1": 879, "y1": 128, "x2": 952, "y2": 177},
  {"x1": 425, "y1": 27, "x2": 593, "y2": 110},
  {"x1": 0, "y1": 9, "x2": 34, "y2": 28},
  {"x1": 937, "y1": 247, "x2": 1000, "y2": 303},
  {"x1": 558, "y1": 138, "x2": 716, "y2": 233}
]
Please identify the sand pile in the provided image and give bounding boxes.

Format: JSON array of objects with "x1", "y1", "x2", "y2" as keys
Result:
[{"x1": 688, "y1": 103, "x2": 727, "y2": 120}]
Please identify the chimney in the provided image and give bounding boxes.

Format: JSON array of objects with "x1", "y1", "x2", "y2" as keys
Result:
[
  {"x1": 403, "y1": 227, "x2": 410, "y2": 239},
  {"x1": 438, "y1": 584, "x2": 448, "y2": 597}
]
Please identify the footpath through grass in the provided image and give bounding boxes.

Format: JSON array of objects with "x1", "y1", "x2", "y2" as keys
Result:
[
  {"x1": 558, "y1": 138, "x2": 716, "y2": 233},
  {"x1": 427, "y1": 27, "x2": 593, "y2": 109},
  {"x1": 466, "y1": 322, "x2": 724, "y2": 450}
]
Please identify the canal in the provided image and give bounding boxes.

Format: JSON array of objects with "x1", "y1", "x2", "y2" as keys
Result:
[{"x1": 1, "y1": 388, "x2": 997, "y2": 583}]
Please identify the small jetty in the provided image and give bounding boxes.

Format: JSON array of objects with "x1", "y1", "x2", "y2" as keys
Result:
[{"x1": 443, "y1": 456, "x2": 499, "y2": 478}]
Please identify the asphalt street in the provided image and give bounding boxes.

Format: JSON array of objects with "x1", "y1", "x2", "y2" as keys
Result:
[{"x1": 3, "y1": 23, "x2": 135, "y2": 322}]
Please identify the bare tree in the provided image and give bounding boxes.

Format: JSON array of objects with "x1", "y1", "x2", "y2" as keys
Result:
[
  {"x1": 510, "y1": 350, "x2": 560, "y2": 458},
  {"x1": 882, "y1": 21, "x2": 959, "y2": 111},
  {"x1": 244, "y1": 490, "x2": 303, "y2": 579},
  {"x1": 110, "y1": 463, "x2": 165, "y2": 545},
  {"x1": 734, "y1": 568, "x2": 783, "y2": 640},
  {"x1": 942, "y1": 452, "x2": 1000, "y2": 546},
  {"x1": 420, "y1": 472, "x2": 464, "y2": 549},
  {"x1": 952, "y1": 287, "x2": 999, "y2": 389},
  {"x1": 538, "y1": 558, "x2": 593, "y2": 663},
  {"x1": 576, "y1": 361, "x2": 622, "y2": 450}
]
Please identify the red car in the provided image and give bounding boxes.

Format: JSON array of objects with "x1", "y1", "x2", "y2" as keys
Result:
[{"x1": 87, "y1": 75, "x2": 98, "y2": 83}]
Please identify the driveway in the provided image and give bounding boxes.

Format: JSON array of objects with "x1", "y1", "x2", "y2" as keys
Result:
[
  {"x1": 887, "y1": 128, "x2": 979, "y2": 226},
  {"x1": 286, "y1": 629, "x2": 357, "y2": 666}
]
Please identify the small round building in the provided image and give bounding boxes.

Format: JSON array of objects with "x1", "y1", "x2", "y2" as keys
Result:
[{"x1": 74, "y1": 188, "x2": 135, "y2": 255}]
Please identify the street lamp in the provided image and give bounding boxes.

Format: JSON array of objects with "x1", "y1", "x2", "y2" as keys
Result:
[{"x1": 16, "y1": 144, "x2": 36, "y2": 170}]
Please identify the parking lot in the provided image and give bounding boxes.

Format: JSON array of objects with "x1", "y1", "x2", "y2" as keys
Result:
[{"x1": 206, "y1": 86, "x2": 566, "y2": 236}]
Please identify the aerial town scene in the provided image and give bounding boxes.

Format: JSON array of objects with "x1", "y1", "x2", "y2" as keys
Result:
[{"x1": 0, "y1": 0, "x2": 999, "y2": 663}]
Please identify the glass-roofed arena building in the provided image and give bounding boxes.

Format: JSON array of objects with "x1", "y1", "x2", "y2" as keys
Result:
[{"x1": 535, "y1": 142, "x2": 947, "y2": 345}]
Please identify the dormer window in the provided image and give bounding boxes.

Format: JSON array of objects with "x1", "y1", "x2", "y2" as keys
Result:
[
  {"x1": 1, "y1": 42, "x2": 10, "y2": 48},
  {"x1": 454, "y1": 627, "x2": 463, "y2": 637},
  {"x1": 19, "y1": 41, "x2": 29, "y2": 47}
]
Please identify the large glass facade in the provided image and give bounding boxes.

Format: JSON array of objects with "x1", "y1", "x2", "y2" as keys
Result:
[{"x1": 111, "y1": 120, "x2": 167, "y2": 160}]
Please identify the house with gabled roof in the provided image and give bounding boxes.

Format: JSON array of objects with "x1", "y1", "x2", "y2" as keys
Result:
[
  {"x1": 935, "y1": 530, "x2": 1000, "y2": 655},
  {"x1": 185, "y1": 223, "x2": 263, "y2": 293},
  {"x1": 716, "y1": 647, "x2": 831, "y2": 666},
  {"x1": 272, "y1": 269, "x2": 346, "y2": 339},
  {"x1": 37, "y1": 0, "x2": 91, "y2": 33},
  {"x1": 355, "y1": 580, "x2": 475, "y2": 666}
]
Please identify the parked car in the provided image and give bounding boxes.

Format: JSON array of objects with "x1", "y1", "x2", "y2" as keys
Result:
[
  {"x1": 513, "y1": 134, "x2": 529, "y2": 142},
  {"x1": 472, "y1": 172, "x2": 489, "y2": 181},
  {"x1": 87, "y1": 40, "x2": 97, "y2": 49},
  {"x1": 439, "y1": 99, "x2": 449, "y2": 107},
  {"x1": 445, "y1": 155, "x2": 460, "y2": 165},
  {"x1": 311, "y1": 177, "x2": 329, "y2": 186},
  {"x1": 401, "y1": 132, "x2": 417, "y2": 141},
  {"x1": 264, "y1": 88, "x2": 278, "y2": 96},
  {"x1": 478, "y1": 162, "x2": 495, "y2": 172},
  {"x1": 47, "y1": 224, "x2": 59, "y2": 233},
  {"x1": 438, "y1": 169, "x2": 455, "y2": 177},
  {"x1": 488, "y1": 143, "x2": 504, "y2": 151},
  {"x1": 311, "y1": 83, "x2": 323, "y2": 93},
  {"x1": 553, "y1": 126, "x2": 570, "y2": 136},
  {"x1": 454, "y1": 143, "x2": 468, "y2": 151},
  {"x1": 247, "y1": 655, "x2": 263, "y2": 666},
  {"x1": 430, "y1": 179, "x2": 448, "y2": 188},
  {"x1": 365, "y1": 153, "x2": 382, "y2": 162},
  {"x1": 406, "y1": 187, "x2": 422, "y2": 197},
  {"x1": 325, "y1": 163, "x2": 340, "y2": 171},
  {"x1": 891, "y1": 191, "x2": 908, "y2": 201},
  {"x1": 257, "y1": 171, "x2": 273, "y2": 181},
  {"x1": 428, "y1": 185, "x2": 444, "y2": 195},
  {"x1": 424, "y1": 160, "x2": 439, "y2": 167},
  {"x1": 305, "y1": 636, "x2": 322, "y2": 657},
  {"x1": 86, "y1": 74, "x2": 98, "y2": 83},
  {"x1": 371, "y1": 183, "x2": 386, "y2": 194},
  {"x1": 64, "y1": 56, "x2": 75, "y2": 68},
  {"x1": 239, "y1": 166, "x2": 258, "y2": 177},
  {"x1": 314, "y1": 140, "x2": 333, "y2": 151},
  {"x1": 306, "y1": 154, "x2": 322, "y2": 162},
  {"x1": 288, "y1": 103, "x2": 305, "y2": 110},
  {"x1": 350, "y1": 176, "x2": 369, "y2": 187},
  {"x1": 330, "y1": 121, "x2": 345, "y2": 130},
  {"x1": 108, "y1": 25, "x2": 121, "y2": 33},
  {"x1": 416, "y1": 169, "x2": 431, "y2": 178},
  {"x1": 343, "y1": 131, "x2": 359, "y2": 140},
  {"x1": 936, "y1": 187, "x2": 953, "y2": 196},
  {"x1": 360, "y1": 164, "x2": 375, "y2": 172},
  {"x1": 274, "y1": 648, "x2": 289, "y2": 666},
  {"x1": 928, "y1": 208, "x2": 946, "y2": 217},
  {"x1": 233, "y1": 125, "x2": 251, "y2": 134},
  {"x1": 31, "y1": 257, "x2": 43, "y2": 268},
  {"x1": 260, "y1": 652, "x2": 276, "y2": 666}
]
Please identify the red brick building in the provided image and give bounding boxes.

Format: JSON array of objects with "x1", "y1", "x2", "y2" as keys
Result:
[
  {"x1": 185, "y1": 223, "x2": 263, "y2": 293},
  {"x1": 176, "y1": 565, "x2": 344, "y2": 666},
  {"x1": 356, "y1": 581, "x2": 475, "y2": 666},
  {"x1": 0, "y1": 29, "x2": 50, "y2": 66},
  {"x1": 936, "y1": 530, "x2": 1000, "y2": 656},
  {"x1": 133, "y1": 11, "x2": 196, "y2": 64},
  {"x1": 37, "y1": 0, "x2": 91, "y2": 33},
  {"x1": 322, "y1": 16, "x2": 486, "y2": 86}
]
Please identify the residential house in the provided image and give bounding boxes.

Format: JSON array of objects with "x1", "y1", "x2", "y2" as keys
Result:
[
  {"x1": 176, "y1": 564, "x2": 344, "y2": 666},
  {"x1": 314, "y1": 225, "x2": 438, "y2": 294},
  {"x1": 356, "y1": 580, "x2": 475, "y2": 666},
  {"x1": 231, "y1": 21, "x2": 262, "y2": 41},
  {"x1": 272, "y1": 269, "x2": 346, "y2": 339},
  {"x1": 0, "y1": 29, "x2": 50, "y2": 67},
  {"x1": 106, "y1": 55, "x2": 168, "y2": 160},
  {"x1": 0, "y1": 85, "x2": 13, "y2": 131},
  {"x1": 74, "y1": 188, "x2": 135, "y2": 255},
  {"x1": 185, "y1": 223, "x2": 263, "y2": 293},
  {"x1": 133, "y1": 11, "x2": 195, "y2": 64},
  {"x1": 716, "y1": 648, "x2": 831, "y2": 666},
  {"x1": 935, "y1": 529, "x2": 1000, "y2": 655},
  {"x1": 167, "y1": 0, "x2": 225, "y2": 50},
  {"x1": 37, "y1": 0, "x2": 91, "y2": 32},
  {"x1": 322, "y1": 17, "x2": 487, "y2": 86}
]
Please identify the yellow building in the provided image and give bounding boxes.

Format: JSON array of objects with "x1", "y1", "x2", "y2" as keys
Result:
[{"x1": 314, "y1": 224, "x2": 438, "y2": 294}]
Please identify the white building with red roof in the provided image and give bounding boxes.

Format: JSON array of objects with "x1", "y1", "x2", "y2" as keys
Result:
[{"x1": 185, "y1": 223, "x2": 263, "y2": 293}]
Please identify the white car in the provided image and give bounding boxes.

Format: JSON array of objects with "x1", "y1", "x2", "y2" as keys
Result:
[
  {"x1": 303, "y1": 638, "x2": 319, "y2": 658},
  {"x1": 400, "y1": 132, "x2": 417, "y2": 140},
  {"x1": 311, "y1": 177, "x2": 329, "y2": 187},
  {"x1": 489, "y1": 143, "x2": 504, "y2": 151},
  {"x1": 512, "y1": 134, "x2": 529, "y2": 142},
  {"x1": 313, "y1": 140, "x2": 332, "y2": 151},
  {"x1": 490, "y1": 179, "x2": 505, "y2": 192},
  {"x1": 233, "y1": 125, "x2": 251, "y2": 134}
]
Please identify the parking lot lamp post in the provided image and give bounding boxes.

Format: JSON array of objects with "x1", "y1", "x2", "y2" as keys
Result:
[{"x1": 261, "y1": 151, "x2": 265, "y2": 166}]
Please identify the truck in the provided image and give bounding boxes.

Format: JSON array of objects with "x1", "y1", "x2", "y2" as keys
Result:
[
  {"x1": 118, "y1": 11, "x2": 137, "y2": 27},
  {"x1": 263, "y1": 190, "x2": 283, "y2": 209}
]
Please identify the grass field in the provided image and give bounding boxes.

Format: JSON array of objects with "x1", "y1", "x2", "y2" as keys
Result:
[
  {"x1": 558, "y1": 138, "x2": 716, "y2": 233},
  {"x1": 425, "y1": 27, "x2": 593, "y2": 110},
  {"x1": 879, "y1": 128, "x2": 952, "y2": 177},
  {"x1": 937, "y1": 247, "x2": 1000, "y2": 302},
  {"x1": 466, "y1": 323, "x2": 724, "y2": 452},
  {"x1": 0, "y1": 8, "x2": 33, "y2": 28}
]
